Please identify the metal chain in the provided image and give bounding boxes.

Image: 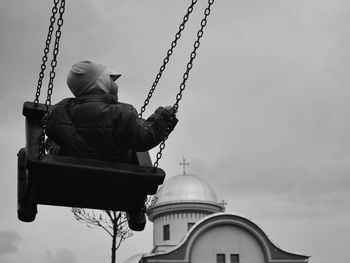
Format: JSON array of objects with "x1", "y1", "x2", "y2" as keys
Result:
[
  {"x1": 34, "y1": 0, "x2": 61, "y2": 106},
  {"x1": 153, "y1": 0, "x2": 215, "y2": 168},
  {"x1": 39, "y1": 0, "x2": 65, "y2": 159},
  {"x1": 44, "y1": 0, "x2": 65, "y2": 109},
  {"x1": 139, "y1": 0, "x2": 198, "y2": 118}
]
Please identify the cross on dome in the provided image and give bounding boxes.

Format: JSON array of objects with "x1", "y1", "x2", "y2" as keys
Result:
[
  {"x1": 219, "y1": 199, "x2": 227, "y2": 208},
  {"x1": 179, "y1": 156, "x2": 190, "y2": 175}
]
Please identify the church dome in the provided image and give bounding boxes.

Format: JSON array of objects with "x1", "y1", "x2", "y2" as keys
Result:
[{"x1": 154, "y1": 174, "x2": 219, "y2": 206}]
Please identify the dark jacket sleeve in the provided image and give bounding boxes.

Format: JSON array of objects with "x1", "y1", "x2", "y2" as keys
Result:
[{"x1": 122, "y1": 106, "x2": 178, "y2": 152}]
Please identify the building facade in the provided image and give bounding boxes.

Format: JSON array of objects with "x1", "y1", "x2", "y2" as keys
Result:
[{"x1": 124, "y1": 173, "x2": 309, "y2": 263}]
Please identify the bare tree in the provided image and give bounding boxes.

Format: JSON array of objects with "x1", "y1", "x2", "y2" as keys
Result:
[{"x1": 72, "y1": 208, "x2": 132, "y2": 263}]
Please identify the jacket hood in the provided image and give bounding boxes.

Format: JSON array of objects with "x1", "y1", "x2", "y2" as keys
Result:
[{"x1": 67, "y1": 61, "x2": 121, "y2": 97}]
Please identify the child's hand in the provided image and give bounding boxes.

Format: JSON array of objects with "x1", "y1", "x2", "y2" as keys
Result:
[{"x1": 164, "y1": 106, "x2": 177, "y2": 114}]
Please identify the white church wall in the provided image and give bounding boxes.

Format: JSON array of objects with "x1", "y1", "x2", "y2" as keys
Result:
[
  {"x1": 190, "y1": 224, "x2": 265, "y2": 263},
  {"x1": 153, "y1": 212, "x2": 209, "y2": 251}
]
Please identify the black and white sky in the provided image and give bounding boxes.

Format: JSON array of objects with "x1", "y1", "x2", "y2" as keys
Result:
[{"x1": 1, "y1": 0, "x2": 350, "y2": 263}]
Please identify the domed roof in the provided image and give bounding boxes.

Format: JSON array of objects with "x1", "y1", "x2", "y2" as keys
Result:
[{"x1": 154, "y1": 174, "x2": 218, "y2": 205}]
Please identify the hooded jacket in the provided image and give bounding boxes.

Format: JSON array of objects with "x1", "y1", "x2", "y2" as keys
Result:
[{"x1": 46, "y1": 61, "x2": 177, "y2": 163}]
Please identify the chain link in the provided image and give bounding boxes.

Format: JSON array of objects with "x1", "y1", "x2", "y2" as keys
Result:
[
  {"x1": 139, "y1": 0, "x2": 198, "y2": 118},
  {"x1": 34, "y1": 0, "x2": 61, "y2": 106},
  {"x1": 153, "y1": 0, "x2": 215, "y2": 168},
  {"x1": 39, "y1": 0, "x2": 65, "y2": 159}
]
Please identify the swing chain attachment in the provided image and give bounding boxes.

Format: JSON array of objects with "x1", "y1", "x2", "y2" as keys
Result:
[
  {"x1": 38, "y1": 0, "x2": 66, "y2": 159},
  {"x1": 153, "y1": 0, "x2": 215, "y2": 168},
  {"x1": 139, "y1": 0, "x2": 199, "y2": 118}
]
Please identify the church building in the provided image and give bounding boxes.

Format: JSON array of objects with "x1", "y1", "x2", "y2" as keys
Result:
[{"x1": 124, "y1": 160, "x2": 309, "y2": 263}]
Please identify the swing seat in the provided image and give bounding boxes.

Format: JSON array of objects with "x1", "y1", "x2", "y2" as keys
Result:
[{"x1": 18, "y1": 102, "x2": 165, "y2": 230}]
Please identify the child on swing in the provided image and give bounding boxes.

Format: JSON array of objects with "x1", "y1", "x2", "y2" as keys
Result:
[
  {"x1": 45, "y1": 60, "x2": 178, "y2": 230},
  {"x1": 46, "y1": 60, "x2": 177, "y2": 163}
]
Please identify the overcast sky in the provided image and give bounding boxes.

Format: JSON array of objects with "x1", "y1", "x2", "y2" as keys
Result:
[{"x1": 1, "y1": 0, "x2": 350, "y2": 262}]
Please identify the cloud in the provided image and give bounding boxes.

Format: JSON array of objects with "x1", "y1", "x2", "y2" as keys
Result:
[
  {"x1": 0, "y1": 230, "x2": 22, "y2": 256},
  {"x1": 47, "y1": 249, "x2": 78, "y2": 263},
  {"x1": 207, "y1": 150, "x2": 350, "y2": 219}
]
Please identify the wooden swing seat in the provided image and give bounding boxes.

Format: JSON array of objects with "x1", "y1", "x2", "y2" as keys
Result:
[{"x1": 18, "y1": 101, "x2": 165, "y2": 224}]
